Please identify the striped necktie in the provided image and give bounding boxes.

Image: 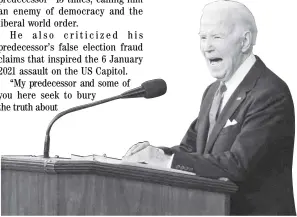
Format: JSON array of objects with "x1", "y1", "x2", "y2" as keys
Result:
[{"x1": 208, "y1": 82, "x2": 227, "y2": 140}]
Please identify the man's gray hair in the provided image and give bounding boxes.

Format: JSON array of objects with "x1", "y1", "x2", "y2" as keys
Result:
[{"x1": 203, "y1": 0, "x2": 258, "y2": 45}]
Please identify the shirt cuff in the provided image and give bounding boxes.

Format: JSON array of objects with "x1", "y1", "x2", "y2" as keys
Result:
[{"x1": 167, "y1": 154, "x2": 175, "y2": 168}]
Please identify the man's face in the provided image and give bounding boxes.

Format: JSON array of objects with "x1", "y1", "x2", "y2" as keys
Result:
[{"x1": 200, "y1": 10, "x2": 245, "y2": 81}]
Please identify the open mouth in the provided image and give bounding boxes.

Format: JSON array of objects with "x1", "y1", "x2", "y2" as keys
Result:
[{"x1": 209, "y1": 58, "x2": 223, "y2": 65}]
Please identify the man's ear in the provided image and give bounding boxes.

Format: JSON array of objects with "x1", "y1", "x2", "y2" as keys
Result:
[{"x1": 241, "y1": 31, "x2": 252, "y2": 52}]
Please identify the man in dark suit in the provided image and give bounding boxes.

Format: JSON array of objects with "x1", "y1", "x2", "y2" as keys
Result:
[{"x1": 124, "y1": 0, "x2": 295, "y2": 215}]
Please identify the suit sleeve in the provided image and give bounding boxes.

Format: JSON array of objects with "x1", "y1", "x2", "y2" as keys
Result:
[
  {"x1": 171, "y1": 91, "x2": 294, "y2": 182},
  {"x1": 159, "y1": 83, "x2": 215, "y2": 154}
]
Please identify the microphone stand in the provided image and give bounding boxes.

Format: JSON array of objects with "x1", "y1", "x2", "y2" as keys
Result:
[{"x1": 43, "y1": 88, "x2": 146, "y2": 158}]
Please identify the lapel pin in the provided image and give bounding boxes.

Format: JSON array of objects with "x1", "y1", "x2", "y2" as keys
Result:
[{"x1": 236, "y1": 97, "x2": 242, "y2": 100}]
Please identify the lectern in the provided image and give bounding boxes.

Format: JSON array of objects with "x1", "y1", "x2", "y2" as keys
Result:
[{"x1": 1, "y1": 155, "x2": 237, "y2": 215}]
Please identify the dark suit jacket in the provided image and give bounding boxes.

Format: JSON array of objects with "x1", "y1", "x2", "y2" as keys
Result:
[{"x1": 166, "y1": 56, "x2": 295, "y2": 215}]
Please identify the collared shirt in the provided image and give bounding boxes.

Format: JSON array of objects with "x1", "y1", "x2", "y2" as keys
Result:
[{"x1": 220, "y1": 53, "x2": 256, "y2": 112}]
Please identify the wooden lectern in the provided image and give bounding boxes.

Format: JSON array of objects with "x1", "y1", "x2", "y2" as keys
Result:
[{"x1": 1, "y1": 155, "x2": 237, "y2": 215}]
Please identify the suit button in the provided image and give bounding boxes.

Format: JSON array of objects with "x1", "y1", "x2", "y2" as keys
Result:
[{"x1": 176, "y1": 165, "x2": 181, "y2": 169}]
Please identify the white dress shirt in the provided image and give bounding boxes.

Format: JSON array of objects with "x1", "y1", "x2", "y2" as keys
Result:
[{"x1": 220, "y1": 53, "x2": 256, "y2": 112}]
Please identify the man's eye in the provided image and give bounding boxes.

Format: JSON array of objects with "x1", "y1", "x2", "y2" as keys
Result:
[
  {"x1": 200, "y1": 36, "x2": 206, "y2": 40},
  {"x1": 214, "y1": 36, "x2": 222, "y2": 39}
]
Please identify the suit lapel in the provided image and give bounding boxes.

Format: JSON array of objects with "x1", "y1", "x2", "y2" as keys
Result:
[
  {"x1": 203, "y1": 56, "x2": 265, "y2": 153},
  {"x1": 204, "y1": 90, "x2": 246, "y2": 153}
]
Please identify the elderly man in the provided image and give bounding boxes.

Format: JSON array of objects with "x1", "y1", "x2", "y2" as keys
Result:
[{"x1": 124, "y1": 0, "x2": 295, "y2": 215}]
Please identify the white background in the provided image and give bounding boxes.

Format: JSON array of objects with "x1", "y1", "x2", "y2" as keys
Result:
[{"x1": 1, "y1": 0, "x2": 297, "y2": 202}]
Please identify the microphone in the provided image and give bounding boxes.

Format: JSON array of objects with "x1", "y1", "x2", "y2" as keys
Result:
[
  {"x1": 43, "y1": 79, "x2": 167, "y2": 158},
  {"x1": 121, "y1": 79, "x2": 167, "y2": 99}
]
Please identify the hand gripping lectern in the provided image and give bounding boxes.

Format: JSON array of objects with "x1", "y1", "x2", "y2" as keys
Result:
[{"x1": 1, "y1": 155, "x2": 237, "y2": 215}]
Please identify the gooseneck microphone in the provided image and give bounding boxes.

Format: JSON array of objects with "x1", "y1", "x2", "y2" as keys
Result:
[{"x1": 43, "y1": 79, "x2": 167, "y2": 158}]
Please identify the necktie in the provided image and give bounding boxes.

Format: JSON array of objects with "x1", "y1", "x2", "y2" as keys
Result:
[{"x1": 208, "y1": 82, "x2": 227, "y2": 140}]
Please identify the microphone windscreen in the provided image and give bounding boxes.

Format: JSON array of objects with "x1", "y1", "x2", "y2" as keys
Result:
[{"x1": 141, "y1": 79, "x2": 167, "y2": 98}]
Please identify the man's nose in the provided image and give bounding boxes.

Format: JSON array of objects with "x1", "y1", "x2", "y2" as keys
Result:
[{"x1": 202, "y1": 38, "x2": 215, "y2": 52}]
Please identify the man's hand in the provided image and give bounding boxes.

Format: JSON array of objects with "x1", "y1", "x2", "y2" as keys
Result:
[
  {"x1": 123, "y1": 141, "x2": 150, "y2": 158},
  {"x1": 123, "y1": 145, "x2": 174, "y2": 168}
]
